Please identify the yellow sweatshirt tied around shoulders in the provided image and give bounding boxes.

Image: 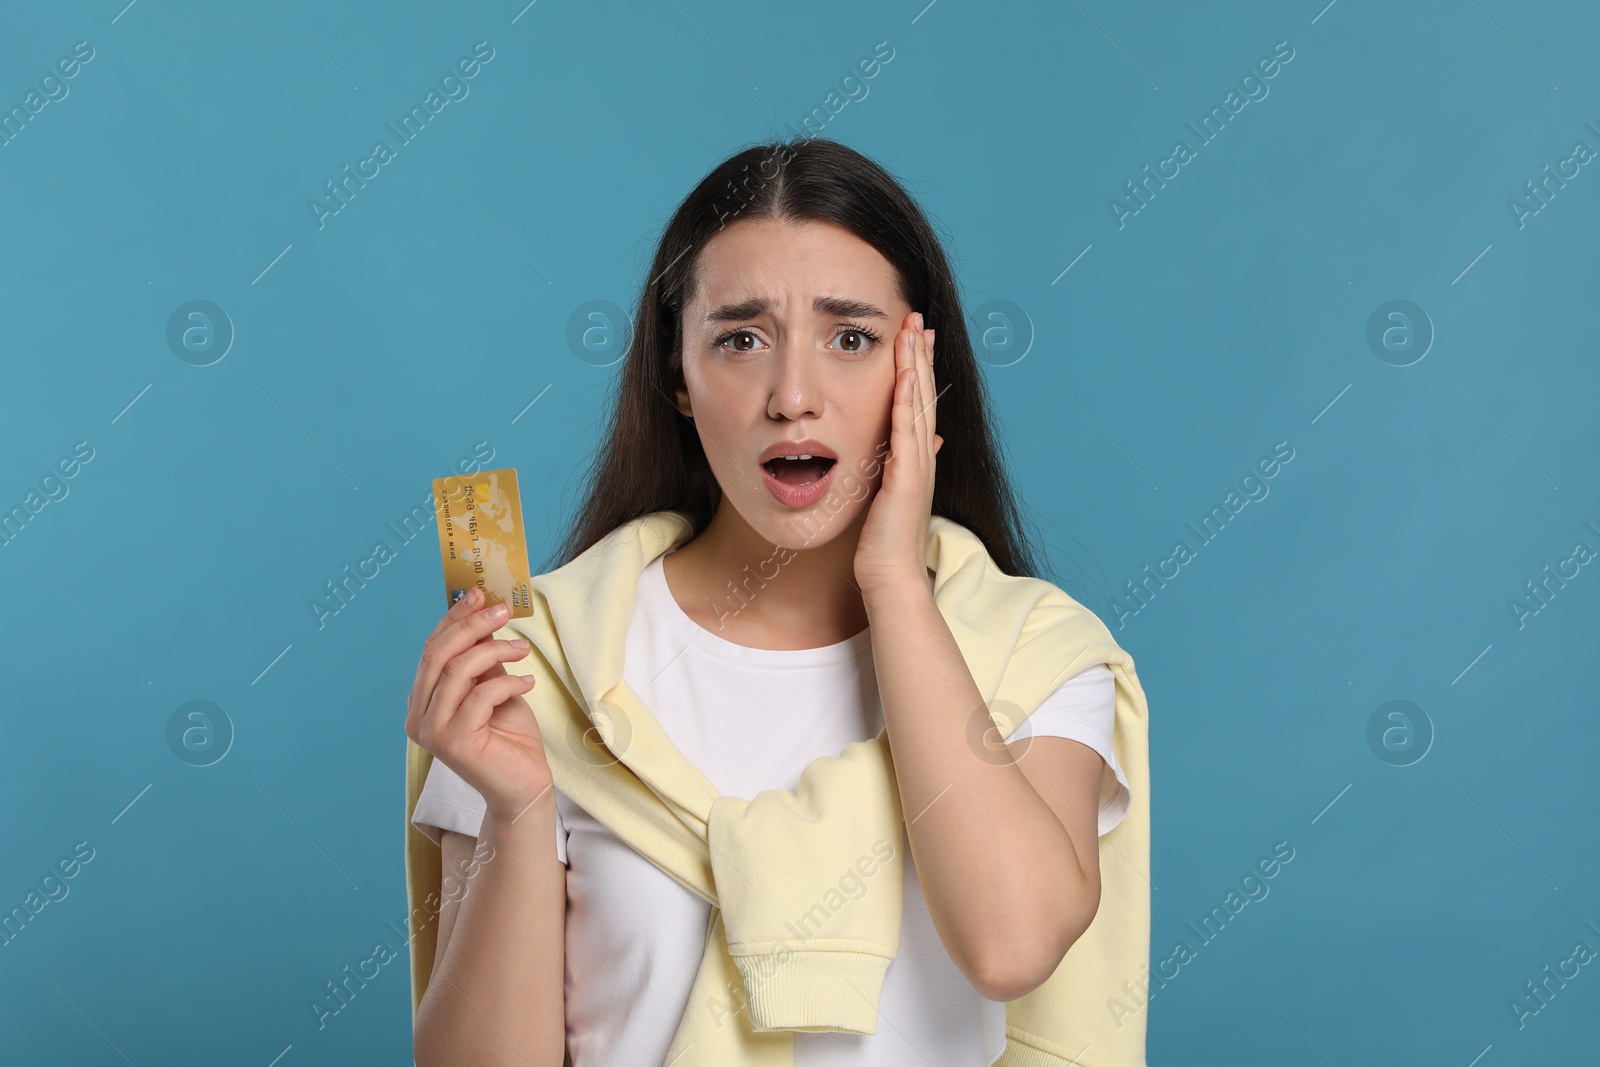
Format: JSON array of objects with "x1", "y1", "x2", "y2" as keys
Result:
[{"x1": 405, "y1": 510, "x2": 1151, "y2": 1066}]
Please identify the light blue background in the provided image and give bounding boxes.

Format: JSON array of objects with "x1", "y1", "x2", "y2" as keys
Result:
[{"x1": 2, "y1": 1, "x2": 1596, "y2": 1064}]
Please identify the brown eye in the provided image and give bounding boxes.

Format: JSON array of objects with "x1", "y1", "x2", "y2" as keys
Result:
[
  {"x1": 715, "y1": 329, "x2": 760, "y2": 352},
  {"x1": 835, "y1": 326, "x2": 882, "y2": 353}
]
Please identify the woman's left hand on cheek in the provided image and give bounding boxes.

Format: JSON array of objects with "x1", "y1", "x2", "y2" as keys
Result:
[{"x1": 855, "y1": 311, "x2": 943, "y2": 594}]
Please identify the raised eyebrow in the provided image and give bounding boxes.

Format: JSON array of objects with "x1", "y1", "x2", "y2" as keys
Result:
[
  {"x1": 704, "y1": 295, "x2": 890, "y2": 324},
  {"x1": 705, "y1": 297, "x2": 769, "y2": 324},
  {"x1": 814, "y1": 295, "x2": 889, "y2": 320}
]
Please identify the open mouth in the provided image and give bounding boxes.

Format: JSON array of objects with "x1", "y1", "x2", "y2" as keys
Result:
[{"x1": 761, "y1": 455, "x2": 837, "y2": 486}]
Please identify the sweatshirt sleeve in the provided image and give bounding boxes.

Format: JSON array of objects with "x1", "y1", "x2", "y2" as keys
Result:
[
  {"x1": 411, "y1": 755, "x2": 569, "y2": 866},
  {"x1": 1006, "y1": 662, "x2": 1130, "y2": 836}
]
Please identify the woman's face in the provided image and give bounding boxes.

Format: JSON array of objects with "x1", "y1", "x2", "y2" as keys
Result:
[{"x1": 675, "y1": 216, "x2": 913, "y2": 550}]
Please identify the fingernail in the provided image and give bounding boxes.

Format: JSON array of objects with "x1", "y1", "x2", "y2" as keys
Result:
[
  {"x1": 485, "y1": 602, "x2": 509, "y2": 620},
  {"x1": 511, "y1": 638, "x2": 529, "y2": 650}
]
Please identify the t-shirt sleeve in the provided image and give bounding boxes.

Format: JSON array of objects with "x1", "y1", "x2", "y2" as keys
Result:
[
  {"x1": 1007, "y1": 662, "x2": 1130, "y2": 837},
  {"x1": 411, "y1": 755, "x2": 569, "y2": 867}
]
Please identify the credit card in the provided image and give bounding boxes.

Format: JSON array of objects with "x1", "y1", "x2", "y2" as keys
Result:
[{"x1": 431, "y1": 467, "x2": 535, "y2": 618}]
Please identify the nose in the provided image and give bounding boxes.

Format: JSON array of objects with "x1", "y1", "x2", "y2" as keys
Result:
[{"x1": 766, "y1": 340, "x2": 823, "y2": 423}]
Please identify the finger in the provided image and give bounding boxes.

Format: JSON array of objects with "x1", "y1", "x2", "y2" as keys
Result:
[
  {"x1": 886, "y1": 316, "x2": 925, "y2": 478},
  {"x1": 891, "y1": 333, "x2": 918, "y2": 457},
  {"x1": 440, "y1": 601, "x2": 521, "y2": 663},
  {"x1": 891, "y1": 310, "x2": 914, "y2": 398},
  {"x1": 411, "y1": 627, "x2": 523, "y2": 741},
  {"x1": 915, "y1": 326, "x2": 928, "y2": 422},
  {"x1": 410, "y1": 602, "x2": 519, "y2": 728},
  {"x1": 897, "y1": 314, "x2": 915, "y2": 384},
  {"x1": 425, "y1": 636, "x2": 534, "y2": 737},
  {"x1": 917, "y1": 328, "x2": 938, "y2": 453},
  {"x1": 924, "y1": 329, "x2": 937, "y2": 447},
  {"x1": 920, "y1": 327, "x2": 932, "y2": 438},
  {"x1": 911, "y1": 324, "x2": 932, "y2": 453},
  {"x1": 413, "y1": 599, "x2": 500, "y2": 728},
  {"x1": 451, "y1": 670, "x2": 537, "y2": 741},
  {"x1": 426, "y1": 586, "x2": 481, "y2": 644}
]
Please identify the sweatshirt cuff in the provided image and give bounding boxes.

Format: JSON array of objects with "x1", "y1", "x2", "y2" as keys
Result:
[{"x1": 732, "y1": 947, "x2": 894, "y2": 1034}]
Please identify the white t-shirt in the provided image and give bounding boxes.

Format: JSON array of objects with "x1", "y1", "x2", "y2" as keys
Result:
[{"x1": 413, "y1": 551, "x2": 1129, "y2": 1067}]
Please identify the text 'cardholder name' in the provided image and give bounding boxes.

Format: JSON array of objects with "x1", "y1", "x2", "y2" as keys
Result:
[{"x1": 431, "y1": 467, "x2": 534, "y2": 618}]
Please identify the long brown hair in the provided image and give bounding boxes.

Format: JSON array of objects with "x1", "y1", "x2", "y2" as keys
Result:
[{"x1": 544, "y1": 137, "x2": 1047, "y2": 582}]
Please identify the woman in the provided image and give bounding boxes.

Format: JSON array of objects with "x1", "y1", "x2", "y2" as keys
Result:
[{"x1": 405, "y1": 138, "x2": 1145, "y2": 1066}]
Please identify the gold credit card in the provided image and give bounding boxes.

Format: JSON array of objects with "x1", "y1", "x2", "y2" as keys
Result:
[{"x1": 431, "y1": 467, "x2": 534, "y2": 618}]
